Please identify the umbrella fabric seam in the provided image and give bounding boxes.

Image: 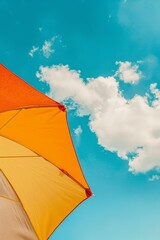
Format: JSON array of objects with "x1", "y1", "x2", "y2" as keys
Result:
[
  {"x1": 0, "y1": 194, "x2": 19, "y2": 202},
  {"x1": 0, "y1": 105, "x2": 62, "y2": 114},
  {"x1": 0, "y1": 109, "x2": 22, "y2": 130}
]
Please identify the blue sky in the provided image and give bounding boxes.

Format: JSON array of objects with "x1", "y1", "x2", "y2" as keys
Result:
[{"x1": 1, "y1": 0, "x2": 160, "y2": 239}]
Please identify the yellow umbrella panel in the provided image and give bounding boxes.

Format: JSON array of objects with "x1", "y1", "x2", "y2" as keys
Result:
[{"x1": 0, "y1": 64, "x2": 92, "y2": 240}]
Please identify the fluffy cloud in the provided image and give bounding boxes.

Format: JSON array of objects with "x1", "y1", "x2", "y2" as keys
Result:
[
  {"x1": 115, "y1": 61, "x2": 142, "y2": 84},
  {"x1": 36, "y1": 63, "x2": 160, "y2": 174}
]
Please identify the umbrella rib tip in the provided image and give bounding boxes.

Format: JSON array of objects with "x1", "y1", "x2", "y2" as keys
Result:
[
  {"x1": 58, "y1": 104, "x2": 66, "y2": 112},
  {"x1": 85, "y1": 188, "x2": 93, "y2": 198}
]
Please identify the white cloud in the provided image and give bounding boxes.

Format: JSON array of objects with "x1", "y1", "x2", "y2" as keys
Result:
[
  {"x1": 36, "y1": 63, "x2": 160, "y2": 174},
  {"x1": 29, "y1": 36, "x2": 56, "y2": 58},
  {"x1": 115, "y1": 61, "x2": 142, "y2": 84},
  {"x1": 150, "y1": 83, "x2": 160, "y2": 107},
  {"x1": 149, "y1": 175, "x2": 160, "y2": 181},
  {"x1": 28, "y1": 46, "x2": 39, "y2": 57},
  {"x1": 74, "y1": 125, "x2": 83, "y2": 137},
  {"x1": 41, "y1": 37, "x2": 55, "y2": 58}
]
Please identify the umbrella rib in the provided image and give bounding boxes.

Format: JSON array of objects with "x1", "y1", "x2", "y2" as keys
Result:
[
  {"x1": 0, "y1": 105, "x2": 60, "y2": 114},
  {"x1": 0, "y1": 155, "x2": 39, "y2": 158},
  {"x1": 0, "y1": 109, "x2": 22, "y2": 130},
  {"x1": 0, "y1": 194, "x2": 19, "y2": 202},
  {"x1": 35, "y1": 153, "x2": 92, "y2": 197}
]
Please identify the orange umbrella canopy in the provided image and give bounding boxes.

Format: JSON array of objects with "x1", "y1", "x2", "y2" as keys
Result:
[{"x1": 0, "y1": 64, "x2": 92, "y2": 240}]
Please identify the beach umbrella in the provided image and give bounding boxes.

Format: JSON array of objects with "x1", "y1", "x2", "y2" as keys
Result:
[{"x1": 0, "y1": 64, "x2": 92, "y2": 240}]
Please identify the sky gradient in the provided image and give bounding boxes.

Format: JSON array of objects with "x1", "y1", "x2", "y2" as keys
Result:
[{"x1": 1, "y1": 1, "x2": 160, "y2": 239}]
